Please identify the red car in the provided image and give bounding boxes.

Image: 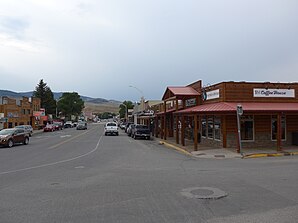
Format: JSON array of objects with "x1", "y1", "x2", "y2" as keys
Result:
[
  {"x1": 43, "y1": 124, "x2": 55, "y2": 132},
  {"x1": 53, "y1": 122, "x2": 63, "y2": 130}
]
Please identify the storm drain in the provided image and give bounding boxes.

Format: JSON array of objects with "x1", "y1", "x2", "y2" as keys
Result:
[{"x1": 181, "y1": 187, "x2": 228, "y2": 200}]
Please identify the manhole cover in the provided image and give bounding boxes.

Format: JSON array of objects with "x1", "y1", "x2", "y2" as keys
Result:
[{"x1": 181, "y1": 187, "x2": 228, "y2": 199}]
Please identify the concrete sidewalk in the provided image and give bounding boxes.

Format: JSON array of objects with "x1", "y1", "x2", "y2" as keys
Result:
[{"x1": 157, "y1": 137, "x2": 298, "y2": 159}]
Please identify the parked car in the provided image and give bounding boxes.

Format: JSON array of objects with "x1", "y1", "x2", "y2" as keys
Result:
[
  {"x1": 104, "y1": 122, "x2": 119, "y2": 136},
  {"x1": 125, "y1": 122, "x2": 134, "y2": 133},
  {"x1": 126, "y1": 124, "x2": 135, "y2": 137},
  {"x1": 15, "y1": 125, "x2": 33, "y2": 137},
  {"x1": 0, "y1": 128, "x2": 29, "y2": 148},
  {"x1": 44, "y1": 124, "x2": 55, "y2": 132},
  {"x1": 120, "y1": 122, "x2": 126, "y2": 130},
  {"x1": 64, "y1": 121, "x2": 73, "y2": 128},
  {"x1": 53, "y1": 122, "x2": 63, "y2": 130},
  {"x1": 131, "y1": 124, "x2": 151, "y2": 140},
  {"x1": 76, "y1": 122, "x2": 87, "y2": 130}
]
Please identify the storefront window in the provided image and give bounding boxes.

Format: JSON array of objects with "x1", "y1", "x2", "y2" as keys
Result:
[
  {"x1": 240, "y1": 115, "x2": 254, "y2": 141},
  {"x1": 214, "y1": 116, "x2": 221, "y2": 140},
  {"x1": 201, "y1": 116, "x2": 206, "y2": 138},
  {"x1": 271, "y1": 115, "x2": 286, "y2": 141},
  {"x1": 207, "y1": 116, "x2": 214, "y2": 139}
]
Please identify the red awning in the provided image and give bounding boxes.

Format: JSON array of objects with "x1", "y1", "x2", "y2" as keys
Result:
[{"x1": 174, "y1": 102, "x2": 298, "y2": 114}]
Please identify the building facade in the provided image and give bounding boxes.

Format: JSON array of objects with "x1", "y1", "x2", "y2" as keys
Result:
[
  {"x1": 156, "y1": 81, "x2": 298, "y2": 152},
  {"x1": 0, "y1": 96, "x2": 41, "y2": 130}
]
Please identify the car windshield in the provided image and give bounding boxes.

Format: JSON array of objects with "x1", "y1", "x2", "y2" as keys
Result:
[
  {"x1": 107, "y1": 123, "x2": 116, "y2": 126},
  {"x1": 0, "y1": 129, "x2": 15, "y2": 135},
  {"x1": 15, "y1": 126, "x2": 24, "y2": 129},
  {"x1": 136, "y1": 125, "x2": 147, "y2": 129}
]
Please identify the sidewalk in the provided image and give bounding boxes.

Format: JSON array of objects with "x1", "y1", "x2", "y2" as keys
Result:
[{"x1": 157, "y1": 137, "x2": 298, "y2": 159}]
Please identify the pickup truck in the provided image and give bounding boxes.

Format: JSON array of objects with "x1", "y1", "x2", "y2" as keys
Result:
[
  {"x1": 104, "y1": 122, "x2": 119, "y2": 136},
  {"x1": 131, "y1": 124, "x2": 151, "y2": 140}
]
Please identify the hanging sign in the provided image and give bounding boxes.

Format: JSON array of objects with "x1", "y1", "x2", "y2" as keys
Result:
[
  {"x1": 253, "y1": 88, "x2": 295, "y2": 98},
  {"x1": 205, "y1": 89, "x2": 220, "y2": 100}
]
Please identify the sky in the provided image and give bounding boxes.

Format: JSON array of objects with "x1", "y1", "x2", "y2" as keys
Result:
[{"x1": 0, "y1": 0, "x2": 298, "y2": 102}]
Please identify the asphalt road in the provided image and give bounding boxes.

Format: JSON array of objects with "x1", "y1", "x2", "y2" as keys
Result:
[{"x1": 0, "y1": 123, "x2": 298, "y2": 223}]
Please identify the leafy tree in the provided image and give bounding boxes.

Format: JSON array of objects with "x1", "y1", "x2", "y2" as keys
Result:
[
  {"x1": 33, "y1": 79, "x2": 56, "y2": 115},
  {"x1": 119, "y1": 101, "x2": 134, "y2": 119},
  {"x1": 57, "y1": 92, "x2": 84, "y2": 120}
]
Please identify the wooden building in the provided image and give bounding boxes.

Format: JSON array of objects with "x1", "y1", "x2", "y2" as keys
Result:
[{"x1": 156, "y1": 81, "x2": 298, "y2": 152}]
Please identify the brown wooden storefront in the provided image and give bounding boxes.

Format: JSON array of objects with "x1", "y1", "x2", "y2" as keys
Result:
[{"x1": 156, "y1": 81, "x2": 298, "y2": 152}]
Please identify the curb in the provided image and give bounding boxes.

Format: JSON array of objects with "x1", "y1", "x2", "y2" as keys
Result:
[
  {"x1": 242, "y1": 152, "x2": 298, "y2": 159},
  {"x1": 159, "y1": 141, "x2": 192, "y2": 156}
]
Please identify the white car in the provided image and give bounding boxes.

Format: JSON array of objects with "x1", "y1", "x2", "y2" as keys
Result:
[{"x1": 104, "y1": 122, "x2": 119, "y2": 136}]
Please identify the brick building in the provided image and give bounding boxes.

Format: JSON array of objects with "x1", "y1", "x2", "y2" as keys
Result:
[{"x1": 0, "y1": 96, "x2": 41, "y2": 130}]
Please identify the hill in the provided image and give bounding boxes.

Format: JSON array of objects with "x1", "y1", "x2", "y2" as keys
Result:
[
  {"x1": 83, "y1": 102, "x2": 120, "y2": 114},
  {"x1": 0, "y1": 90, "x2": 120, "y2": 104},
  {"x1": 0, "y1": 89, "x2": 121, "y2": 114}
]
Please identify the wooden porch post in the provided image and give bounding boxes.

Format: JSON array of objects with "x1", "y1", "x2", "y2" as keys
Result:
[
  {"x1": 222, "y1": 115, "x2": 227, "y2": 148},
  {"x1": 164, "y1": 115, "x2": 167, "y2": 140},
  {"x1": 277, "y1": 113, "x2": 282, "y2": 151},
  {"x1": 175, "y1": 98, "x2": 179, "y2": 144},
  {"x1": 170, "y1": 114, "x2": 174, "y2": 137},
  {"x1": 155, "y1": 116, "x2": 159, "y2": 138},
  {"x1": 163, "y1": 101, "x2": 167, "y2": 140},
  {"x1": 194, "y1": 114, "x2": 198, "y2": 151},
  {"x1": 176, "y1": 115, "x2": 179, "y2": 144},
  {"x1": 181, "y1": 115, "x2": 185, "y2": 146},
  {"x1": 160, "y1": 115, "x2": 164, "y2": 139}
]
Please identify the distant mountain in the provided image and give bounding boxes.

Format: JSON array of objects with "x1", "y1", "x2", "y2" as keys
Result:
[{"x1": 0, "y1": 90, "x2": 121, "y2": 104}]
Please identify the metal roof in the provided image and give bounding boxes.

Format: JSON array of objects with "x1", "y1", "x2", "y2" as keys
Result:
[
  {"x1": 162, "y1": 87, "x2": 200, "y2": 100},
  {"x1": 174, "y1": 102, "x2": 298, "y2": 114}
]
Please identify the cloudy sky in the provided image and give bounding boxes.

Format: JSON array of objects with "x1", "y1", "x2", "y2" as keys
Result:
[{"x1": 0, "y1": 0, "x2": 297, "y2": 102}]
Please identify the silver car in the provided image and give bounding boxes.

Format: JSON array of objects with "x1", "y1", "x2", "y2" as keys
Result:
[{"x1": 15, "y1": 125, "x2": 33, "y2": 137}]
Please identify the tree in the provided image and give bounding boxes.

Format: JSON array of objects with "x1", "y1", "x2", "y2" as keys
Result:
[
  {"x1": 57, "y1": 92, "x2": 84, "y2": 120},
  {"x1": 119, "y1": 101, "x2": 134, "y2": 119},
  {"x1": 33, "y1": 79, "x2": 56, "y2": 115}
]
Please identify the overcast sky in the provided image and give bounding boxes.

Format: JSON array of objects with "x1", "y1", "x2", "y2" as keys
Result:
[{"x1": 0, "y1": 0, "x2": 297, "y2": 102}]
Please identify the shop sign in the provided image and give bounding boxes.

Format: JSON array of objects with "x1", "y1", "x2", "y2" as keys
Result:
[
  {"x1": 203, "y1": 89, "x2": 220, "y2": 100},
  {"x1": 253, "y1": 88, "x2": 295, "y2": 98},
  {"x1": 40, "y1": 108, "x2": 46, "y2": 116},
  {"x1": 186, "y1": 98, "x2": 196, "y2": 107},
  {"x1": 0, "y1": 117, "x2": 8, "y2": 123},
  {"x1": 7, "y1": 112, "x2": 19, "y2": 118}
]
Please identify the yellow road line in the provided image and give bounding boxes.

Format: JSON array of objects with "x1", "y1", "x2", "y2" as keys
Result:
[{"x1": 48, "y1": 129, "x2": 93, "y2": 149}]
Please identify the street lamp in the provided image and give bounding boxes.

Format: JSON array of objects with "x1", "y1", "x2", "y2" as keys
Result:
[
  {"x1": 129, "y1": 85, "x2": 145, "y2": 124},
  {"x1": 129, "y1": 85, "x2": 144, "y2": 100},
  {"x1": 55, "y1": 98, "x2": 60, "y2": 118},
  {"x1": 120, "y1": 103, "x2": 128, "y2": 121}
]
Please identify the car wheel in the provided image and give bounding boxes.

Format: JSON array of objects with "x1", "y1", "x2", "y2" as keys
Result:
[
  {"x1": 105, "y1": 133, "x2": 107, "y2": 136},
  {"x1": 116, "y1": 132, "x2": 119, "y2": 136},
  {"x1": 7, "y1": 139, "x2": 14, "y2": 148},
  {"x1": 24, "y1": 137, "x2": 29, "y2": 145}
]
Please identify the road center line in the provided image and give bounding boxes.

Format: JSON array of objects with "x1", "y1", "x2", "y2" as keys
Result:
[
  {"x1": 0, "y1": 135, "x2": 103, "y2": 176},
  {"x1": 48, "y1": 129, "x2": 91, "y2": 150}
]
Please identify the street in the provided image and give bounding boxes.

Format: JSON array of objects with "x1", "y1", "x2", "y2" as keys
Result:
[{"x1": 0, "y1": 123, "x2": 298, "y2": 223}]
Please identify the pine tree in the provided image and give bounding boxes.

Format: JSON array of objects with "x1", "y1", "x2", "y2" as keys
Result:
[{"x1": 33, "y1": 79, "x2": 56, "y2": 115}]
